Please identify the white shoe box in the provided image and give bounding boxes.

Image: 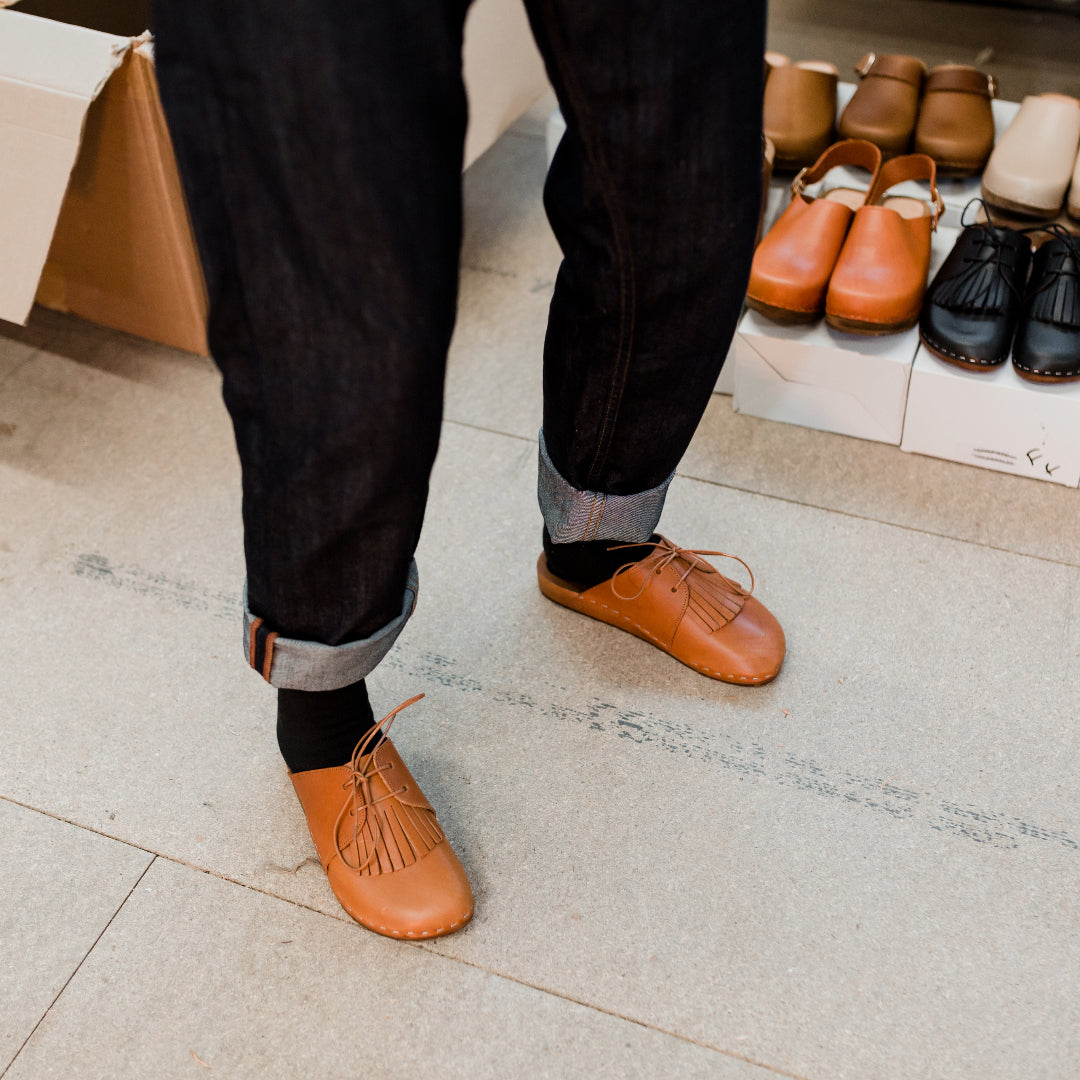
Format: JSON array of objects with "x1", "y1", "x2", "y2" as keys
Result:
[
  {"x1": 900, "y1": 346, "x2": 1080, "y2": 487},
  {"x1": 730, "y1": 226, "x2": 958, "y2": 442},
  {"x1": 731, "y1": 308, "x2": 920, "y2": 443}
]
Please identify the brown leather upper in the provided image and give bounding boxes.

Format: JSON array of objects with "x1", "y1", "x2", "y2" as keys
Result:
[
  {"x1": 537, "y1": 538, "x2": 785, "y2": 686},
  {"x1": 290, "y1": 699, "x2": 474, "y2": 939},
  {"x1": 825, "y1": 153, "x2": 940, "y2": 331},
  {"x1": 839, "y1": 53, "x2": 927, "y2": 155},
  {"x1": 924, "y1": 65, "x2": 996, "y2": 98},
  {"x1": 747, "y1": 140, "x2": 881, "y2": 317},
  {"x1": 764, "y1": 63, "x2": 838, "y2": 168},
  {"x1": 914, "y1": 66, "x2": 997, "y2": 175}
]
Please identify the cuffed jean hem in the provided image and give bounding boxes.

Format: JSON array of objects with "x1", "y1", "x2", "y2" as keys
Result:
[
  {"x1": 537, "y1": 430, "x2": 673, "y2": 543},
  {"x1": 241, "y1": 561, "x2": 419, "y2": 691}
]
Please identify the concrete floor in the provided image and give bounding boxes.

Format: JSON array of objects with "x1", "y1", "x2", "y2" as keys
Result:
[{"x1": 3, "y1": 22, "x2": 1080, "y2": 1079}]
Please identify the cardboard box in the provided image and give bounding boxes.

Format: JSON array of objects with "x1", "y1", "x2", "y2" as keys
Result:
[
  {"x1": 0, "y1": 11, "x2": 208, "y2": 353},
  {"x1": 900, "y1": 346, "x2": 1080, "y2": 487},
  {"x1": 731, "y1": 225, "x2": 959, "y2": 442},
  {"x1": 0, "y1": 1, "x2": 548, "y2": 355}
]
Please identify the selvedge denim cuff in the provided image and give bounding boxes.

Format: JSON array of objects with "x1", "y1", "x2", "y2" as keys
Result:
[
  {"x1": 538, "y1": 430, "x2": 673, "y2": 543},
  {"x1": 242, "y1": 561, "x2": 419, "y2": 690}
]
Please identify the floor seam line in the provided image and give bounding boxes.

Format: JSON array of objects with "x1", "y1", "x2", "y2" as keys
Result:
[
  {"x1": 0, "y1": 806, "x2": 807, "y2": 1079},
  {"x1": 0, "y1": 856, "x2": 156, "y2": 1079},
  {"x1": 677, "y1": 472, "x2": 1080, "y2": 569},
  {"x1": 415, "y1": 946, "x2": 813, "y2": 1079},
  {"x1": 0, "y1": 795, "x2": 169, "y2": 856},
  {"x1": 439, "y1": 419, "x2": 1080, "y2": 570}
]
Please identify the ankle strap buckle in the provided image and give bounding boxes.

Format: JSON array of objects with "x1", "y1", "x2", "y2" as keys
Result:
[
  {"x1": 790, "y1": 167, "x2": 810, "y2": 199},
  {"x1": 855, "y1": 52, "x2": 876, "y2": 78}
]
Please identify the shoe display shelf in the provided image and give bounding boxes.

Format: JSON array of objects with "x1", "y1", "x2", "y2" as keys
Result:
[
  {"x1": 551, "y1": 99, "x2": 1080, "y2": 487},
  {"x1": 722, "y1": 86, "x2": 1080, "y2": 491},
  {"x1": 715, "y1": 89, "x2": 1021, "y2": 399}
]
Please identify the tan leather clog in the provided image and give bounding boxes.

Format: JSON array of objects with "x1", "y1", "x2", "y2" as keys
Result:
[
  {"x1": 913, "y1": 65, "x2": 997, "y2": 176},
  {"x1": 838, "y1": 53, "x2": 927, "y2": 156},
  {"x1": 537, "y1": 538, "x2": 785, "y2": 686},
  {"x1": 825, "y1": 153, "x2": 942, "y2": 334},
  {"x1": 763, "y1": 60, "x2": 839, "y2": 171},
  {"x1": 290, "y1": 695, "x2": 474, "y2": 940},
  {"x1": 746, "y1": 139, "x2": 882, "y2": 321}
]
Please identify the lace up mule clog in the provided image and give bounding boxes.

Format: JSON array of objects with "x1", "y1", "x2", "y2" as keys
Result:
[
  {"x1": 289, "y1": 695, "x2": 474, "y2": 940},
  {"x1": 537, "y1": 537, "x2": 785, "y2": 685}
]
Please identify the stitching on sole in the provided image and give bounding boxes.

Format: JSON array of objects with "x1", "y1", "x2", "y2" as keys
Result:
[{"x1": 921, "y1": 330, "x2": 1006, "y2": 367}]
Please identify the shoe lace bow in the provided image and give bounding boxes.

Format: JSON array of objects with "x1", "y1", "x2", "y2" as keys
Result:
[
  {"x1": 332, "y1": 693, "x2": 423, "y2": 872},
  {"x1": 608, "y1": 538, "x2": 754, "y2": 602},
  {"x1": 935, "y1": 199, "x2": 1028, "y2": 314},
  {"x1": 1022, "y1": 223, "x2": 1080, "y2": 328}
]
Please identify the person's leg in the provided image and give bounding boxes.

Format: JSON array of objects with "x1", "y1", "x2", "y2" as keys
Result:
[
  {"x1": 154, "y1": 0, "x2": 475, "y2": 937},
  {"x1": 524, "y1": 0, "x2": 786, "y2": 684}
]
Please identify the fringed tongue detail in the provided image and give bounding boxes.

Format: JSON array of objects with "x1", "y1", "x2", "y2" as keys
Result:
[
  {"x1": 330, "y1": 695, "x2": 446, "y2": 877},
  {"x1": 934, "y1": 226, "x2": 1023, "y2": 315},
  {"x1": 1026, "y1": 235, "x2": 1080, "y2": 328},
  {"x1": 608, "y1": 537, "x2": 753, "y2": 627},
  {"x1": 685, "y1": 564, "x2": 750, "y2": 631}
]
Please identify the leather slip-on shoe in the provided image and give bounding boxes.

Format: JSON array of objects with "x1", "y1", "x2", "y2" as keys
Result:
[
  {"x1": 1012, "y1": 230, "x2": 1080, "y2": 382},
  {"x1": 919, "y1": 217, "x2": 1032, "y2": 370},
  {"x1": 763, "y1": 60, "x2": 839, "y2": 171},
  {"x1": 914, "y1": 66, "x2": 996, "y2": 176},
  {"x1": 983, "y1": 94, "x2": 1080, "y2": 219},
  {"x1": 838, "y1": 52, "x2": 927, "y2": 156},
  {"x1": 825, "y1": 153, "x2": 942, "y2": 335},
  {"x1": 290, "y1": 695, "x2": 474, "y2": 940},
  {"x1": 747, "y1": 139, "x2": 882, "y2": 322},
  {"x1": 537, "y1": 538, "x2": 785, "y2": 686}
]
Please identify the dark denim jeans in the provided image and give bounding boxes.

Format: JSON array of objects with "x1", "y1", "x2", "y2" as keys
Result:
[{"x1": 153, "y1": 0, "x2": 764, "y2": 689}]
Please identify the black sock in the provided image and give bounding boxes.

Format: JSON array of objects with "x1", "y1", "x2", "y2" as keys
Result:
[
  {"x1": 277, "y1": 679, "x2": 378, "y2": 773},
  {"x1": 542, "y1": 526, "x2": 658, "y2": 590}
]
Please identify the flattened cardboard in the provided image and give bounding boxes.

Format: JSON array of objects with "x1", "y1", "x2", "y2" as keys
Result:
[
  {"x1": 0, "y1": 11, "x2": 130, "y2": 325},
  {"x1": 37, "y1": 42, "x2": 209, "y2": 356},
  {"x1": 901, "y1": 346, "x2": 1080, "y2": 488}
]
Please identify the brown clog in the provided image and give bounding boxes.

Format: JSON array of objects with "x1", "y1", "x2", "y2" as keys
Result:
[
  {"x1": 764, "y1": 51, "x2": 789, "y2": 84},
  {"x1": 825, "y1": 153, "x2": 942, "y2": 334},
  {"x1": 838, "y1": 52, "x2": 927, "y2": 156},
  {"x1": 914, "y1": 65, "x2": 997, "y2": 176},
  {"x1": 763, "y1": 61, "x2": 839, "y2": 170},
  {"x1": 746, "y1": 139, "x2": 882, "y2": 321},
  {"x1": 537, "y1": 537, "x2": 785, "y2": 686},
  {"x1": 290, "y1": 695, "x2": 475, "y2": 940}
]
